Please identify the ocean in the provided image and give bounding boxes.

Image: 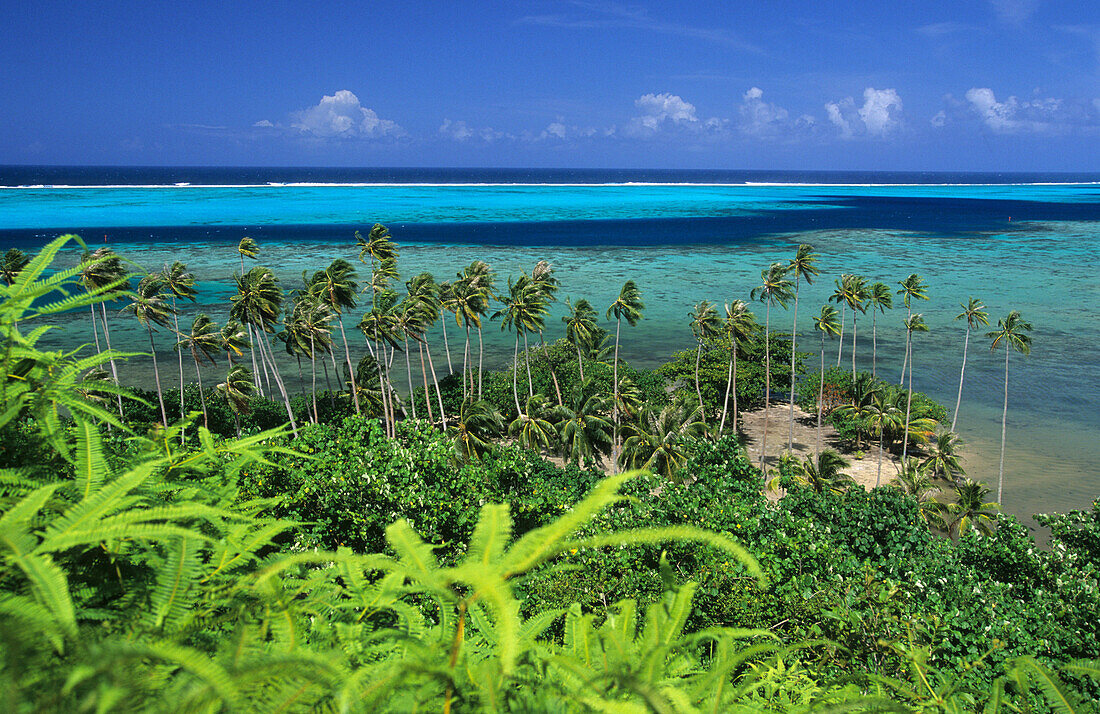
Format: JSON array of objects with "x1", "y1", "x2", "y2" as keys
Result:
[{"x1": 2, "y1": 166, "x2": 1098, "y2": 523}]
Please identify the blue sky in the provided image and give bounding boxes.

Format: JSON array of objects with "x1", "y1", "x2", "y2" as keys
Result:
[{"x1": 3, "y1": 0, "x2": 1099, "y2": 170}]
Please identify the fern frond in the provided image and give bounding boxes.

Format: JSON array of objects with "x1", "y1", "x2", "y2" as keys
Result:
[{"x1": 464, "y1": 503, "x2": 512, "y2": 567}]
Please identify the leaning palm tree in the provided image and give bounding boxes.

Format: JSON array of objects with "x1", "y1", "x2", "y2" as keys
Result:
[
  {"x1": 896, "y1": 274, "x2": 929, "y2": 385},
  {"x1": 829, "y1": 274, "x2": 852, "y2": 367},
  {"x1": 621, "y1": 398, "x2": 707, "y2": 477},
  {"x1": 790, "y1": 449, "x2": 853, "y2": 495},
  {"x1": 900, "y1": 313, "x2": 929, "y2": 464},
  {"x1": 921, "y1": 427, "x2": 965, "y2": 482},
  {"x1": 553, "y1": 379, "x2": 613, "y2": 468},
  {"x1": 508, "y1": 394, "x2": 558, "y2": 454},
  {"x1": 530, "y1": 260, "x2": 563, "y2": 403},
  {"x1": 220, "y1": 319, "x2": 249, "y2": 366},
  {"x1": 236, "y1": 237, "x2": 262, "y2": 392},
  {"x1": 786, "y1": 244, "x2": 820, "y2": 449},
  {"x1": 406, "y1": 272, "x2": 447, "y2": 428},
  {"x1": 892, "y1": 466, "x2": 948, "y2": 529},
  {"x1": 719, "y1": 300, "x2": 755, "y2": 435},
  {"x1": 563, "y1": 297, "x2": 600, "y2": 381},
  {"x1": 359, "y1": 289, "x2": 403, "y2": 437},
  {"x1": 284, "y1": 295, "x2": 335, "y2": 424},
  {"x1": 492, "y1": 275, "x2": 545, "y2": 418},
  {"x1": 867, "y1": 281, "x2": 892, "y2": 378},
  {"x1": 688, "y1": 300, "x2": 721, "y2": 423},
  {"x1": 121, "y1": 273, "x2": 175, "y2": 426},
  {"x1": 230, "y1": 266, "x2": 297, "y2": 436},
  {"x1": 951, "y1": 297, "x2": 989, "y2": 432},
  {"x1": 750, "y1": 263, "x2": 793, "y2": 470},
  {"x1": 987, "y1": 310, "x2": 1033, "y2": 504},
  {"x1": 461, "y1": 260, "x2": 496, "y2": 399},
  {"x1": 606, "y1": 280, "x2": 644, "y2": 473},
  {"x1": 309, "y1": 259, "x2": 362, "y2": 415},
  {"x1": 160, "y1": 261, "x2": 197, "y2": 432},
  {"x1": 78, "y1": 247, "x2": 128, "y2": 419},
  {"x1": 392, "y1": 297, "x2": 424, "y2": 420},
  {"x1": 947, "y1": 479, "x2": 1001, "y2": 538},
  {"x1": 177, "y1": 313, "x2": 220, "y2": 428},
  {"x1": 830, "y1": 273, "x2": 868, "y2": 380},
  {"x1": 446, "y1": 276, "x2": 480, "y2": 401},
  {"x1": 216, "y1": 364, "x2": 254, "y2": 438},
  {"x1": 0, "y1": 248, "x2": 30, "y2": 286},
  {"x1": 811, "y1": 305, "x2": 842, "y2": 458},
  {"x1": 448, "y1": 399, "x2": 504, "y2": 462}
]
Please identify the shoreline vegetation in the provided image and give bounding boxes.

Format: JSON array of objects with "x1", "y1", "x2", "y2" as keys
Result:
[{"x1": 1, "y1": 232, "x2": 1097, "y2": 710}]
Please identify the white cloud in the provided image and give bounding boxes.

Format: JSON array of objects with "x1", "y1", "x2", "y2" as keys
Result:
[
  {"x1": 542, "y1": 121, "x2": 567, "y2": 139},
  {"x1": 859, "y1": 88, "x2": 903, "y2": 136},
  {"x1": 930, "y1": 110, "x2": 947, "y2": 127},
  {"x1": 633, "y1": 92, "x2": 698, "y2": 130},
  {"x1": 825, "y1": 88, "x2": 903, "y2": 138},
  {"x1": 290, "y1": 90, "x2": 403, "y2": 139},
  {"x1": 989, "y1": 0, "x2": 1040, "y2": 24},
  {"x1": 252, "y1": 119, "x2": 274, "y2": 128},
  {"x1": 825, "y1": 100, "x2": 853, "y2": 138},
  {"x1": 439, "y1": 119, "x2": 474, "y2": 141},
  {"x1": 738, "y1": 87, "x2": 789, "y2": 135}
]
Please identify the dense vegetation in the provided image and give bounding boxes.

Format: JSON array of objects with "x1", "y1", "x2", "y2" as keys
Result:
[{"x1": 1, "y1": 235, "x2": 1096, "y2": 711}]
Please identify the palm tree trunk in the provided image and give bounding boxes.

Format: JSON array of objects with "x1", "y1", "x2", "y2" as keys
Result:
[
  {"x1": 871, "y1": 311, "x2": 879, "y2": 378},
  {"x1": 761, "y1": 302, "x2": 771, "y2": 471},
  {"x1": 194, "y1": 358, "x2": 208, "y2": 429},
  {"x1": 172, "y1": 301, "x2": 185, "y2": 435},
  {"x1": 462, "y1": 322, "x2": 471, "y2": 400},
  {"x1": 522, "y1": 331, "x2": 534, "y2": 398},
  {"x1": 310, "y1": 335, "x2": 319, "y2": 424},
  {"x1": 720, "y1": 343, "x2": 733, "y2": 434},
  {"x1": 89, "y1": 304, "x2": 102, "y2": 353},
  {"x1": 337, "y1": 318, "x2": 361, "y2": 415},
  {"x1": 694, "y1": 341, "x2": 705, "y2": 424},
  {"x1": 245, "y1": 325, "x2": 262, "y2": 395},
  {"x1": 952, "y1": 327, "x2": 971, "y2": 432},
  {"x1": 511, "y1": 334, "x2": 523, "y2": 417},
  {"x1": 403, "y1": 336, "x2": 416, "y2": 420},
  {"x1": 375, "y1": 344, "x2": 391, "y2": 438},
  {"x1": 835, "y1": 304, "x2": 845, "y2": 367},
  {"x1": 788, "y1": 282, "x2": 800, "y2": 450},
  {"x1": 424, "y1": 343, "x2": 447, "y2": 429},
  {"x1": 418, "y1": 341, "x2": 434, "y2": 424},
  {"x1": 900, "y1": 306, "x2": 912, "y2": 385},
  {"x1": 901, "y1": 330, "x2": 914, "y2": 464},
  {"x1": 477, "y1": 324, "x2": 485, "y2": 399},
  {"x1": 998, "y1": 347, "x2": 1008, "y2": 504},
  {"x1": 325, "y1": 349, "x2": 338, "y2": 407},
  {"x1": 851, "y1": 314, "x2": 858, "y2": 383},
  {"x1": 732, "y1": 342, "x2": 739, "y2": 435},
  {"x1": 576, "y1": 344, "x2": 585, "y2": 382},
  {"x1": 147, "y1": 326, "x2": 169, "y2": 426},
  {"x1": 541, "y1": 332, "x2": 564, "y2": 406},
  {"x1": 98, "y1": 303, "x2": 125, "y2": 419},
  {"x1": 258, "y1": 329, "x2": 299, "y2": 437},
  {"x1": 441, "y1": 319, "x2": 454, "y2": 374},
  {"x1": 612, "y1": 318, "x2": 621, "y2": 475},
  {"x1": 817, "y1": 334, "x2": 825, "y2": 459},
  {"x1": 876, "y1": 429, "x2": 884, "y2": 488}
]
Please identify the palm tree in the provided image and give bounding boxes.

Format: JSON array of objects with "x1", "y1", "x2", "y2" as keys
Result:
[
  {"x1": 867, "y1": 282, "x2": 892, "y2": 378},
  {"x1": 864, "y1": 392, "x2": 903, "y2": 487},
  {"x1": 688, "y1": 300, "x2": 721, "y2": 423},
  {"x1": 900, "y1": 313, "x2": 929, "y2": 464},
  {"x1": 606, "y1": 281, "x2": 644, "y2": 473},
  {"x1": 438, "y1": 280, "x2": 455, "y2": 374},
  {"x1": 220, "y1": 319, "x2": 249, "y2": 366},
  {"x1": 237, "y1": 237, "x2": 262, "y2": 392},
  {"x1": 359, "y1": 289, "x2": 402, "y2": 437},
  {"x1": 448, "y1": 399, "x2": 504, "y2": 462},
  {"x1": 621, "y1": 398, "x2": 707, "y2": 477},
  {"x1": 446, "y1": 276, "x2": 480, "y2": 401},
  {"x1": 563, "y1": 297, "x2": 600, "y2": 381},
  {"x1": 947, "y1": 479, "x2": 1001, "y2": 538},
  {"x1": 177, "y1": 313, "x2": 220, "y2": 428},
  {"x1": 896, "y1": 274, "x2": 929, "y2": 385},
  {"x1": 310, "y1": 259, "x2": 362, "y2": 414},
  {"x1": 987, "y1": 310, "x2": 1033, "y2": 504},
  {"x1": 921, "y1": 427, "x2": 965, "y2": 482},
  {"x1": 406, "y1": 272, "x2": 447, "y2": 428},
  {"x1": 78, "y1": 248, "x2": 128, "y2": 419},
  {"x1": 750, "y1": 263, "x2": 793, "y2": 470},
  {"x1": 216, "y1": 364, "x2": 254, "y2": 437},
  {"x1": 284, "y1": 295, "x2": 334, "y2": 424},
  {"x1": 530, "y1": 260, "x2": 563, "y2": 404},
  {"x1": 811, "y1": 305, "x2": 842, "y2": 458},
  {"x1": 951, "y1": 297, "x2": 989, "y2": 432},
  {"x1": 0, "y1": 248, "x2": 30, "y2": 286},
  {"x1": 392, "y1": 297, "x2": 424, "y2": 420},
  {"x1": 830, "y1": 274, "x2": 868, "y2": 380},
  {"x1": 790, "y1": 449, "x2": 853, "y2": 494},
  {"x1": 160, "y1": 261, "x2": 197, "y2": 432},
  {"x1": 891, "y1": 467, "x2": 948, "y2": 529},
  {"x1": 786, "y1": 244, "x2": 820, "y2": 449},
  {"x1": 230, "y1": 266, "x2": 298, "y2": 436},
  {"x1": 833, "y1": 372, "x2": 881, "y2": 451},
  {"x1": 508, "y1": 394, "x2": 557, "y2": 454},
  {"x1": 719, "y1": 300, "x2": 755, "y2": 435},
  {"x1": 553, "y1": 379, "x2": 613, "y2": 467},
  {"x1": 493, "y1": 275, "x2": 547, "y2": 415},
  {"x1": 462, "y1": 260, "x2": 496, "y2": 399},
  {"x1": 121, "y1": 273, "x2": 175, "y2": 426},
  {"x1": 829, "y1": 274, "x2": 851, "y2": 367}
]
